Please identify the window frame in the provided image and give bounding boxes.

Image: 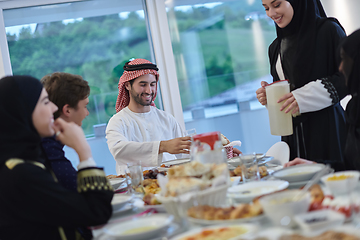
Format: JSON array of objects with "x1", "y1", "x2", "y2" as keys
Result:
[{"x1": 0, "y1": 0, "x2": 185, "y2": 129}]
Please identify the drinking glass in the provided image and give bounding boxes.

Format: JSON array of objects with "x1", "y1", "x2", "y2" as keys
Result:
[
  {"x1": 239, "y1": 152, "x2": 260, "y2": 183},
  {"x1": 127, "y1": 163, "x2": 144, "y2": 195}
]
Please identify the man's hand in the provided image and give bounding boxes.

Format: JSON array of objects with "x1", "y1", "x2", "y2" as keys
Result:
[
  {"x1": 284, "y1": 157, "x2": 315, "y2": 168},
  {"x1": 159, "y1": 137, "x2": 191, "y2": 154}
]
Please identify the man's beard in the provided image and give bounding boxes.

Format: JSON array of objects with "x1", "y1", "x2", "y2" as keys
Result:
[{"x1": 131, "y1": 91, "x2": 154, "y2": 106}]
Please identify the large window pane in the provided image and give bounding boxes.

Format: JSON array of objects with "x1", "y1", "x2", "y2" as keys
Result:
[
  {"x1": 166, "y1": 0, "x2": 280, "y2": 153},
  {"x1": 5, "y1": 0, "x2": 156, "y2": 174}
]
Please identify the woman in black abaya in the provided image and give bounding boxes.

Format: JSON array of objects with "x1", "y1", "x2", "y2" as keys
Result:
[
  {"x1": 0, "y1": 75, "x2": 113, "y2": 240},
  {"x1": 285, "y1": 29, "x2": 360, "y2": 171},
  {"x1": 256, "y1": 0, "x2": 347, "y2": 170}
]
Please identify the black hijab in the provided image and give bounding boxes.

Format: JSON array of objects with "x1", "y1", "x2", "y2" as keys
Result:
[
  {"x1": 275, "y1": 0, "x2": 343, "y2": 88},
  {"x1": 0, "y1": 75, "x2": 44, "y2": 166},
  {"x1": 341, "y1": 29, "x2": 360, "y2": 170}
]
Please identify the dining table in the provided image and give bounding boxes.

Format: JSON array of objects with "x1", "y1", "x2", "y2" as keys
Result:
[{"x1": 93, "y1": 161, "x2": 360, "y2": 240}]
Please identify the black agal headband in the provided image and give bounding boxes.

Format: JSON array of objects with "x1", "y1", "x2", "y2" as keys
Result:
[{"x1": 123, "y1": 61, "x2": 159, "y2": 71}]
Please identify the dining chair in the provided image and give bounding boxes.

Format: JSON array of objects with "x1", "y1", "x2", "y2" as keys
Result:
[{"x1": 266, "y1": 141, "x2": 290, "y2": 166}]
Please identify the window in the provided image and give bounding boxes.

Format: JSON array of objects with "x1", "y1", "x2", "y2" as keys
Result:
[
  {"x1": 165, "y1": 0, "x2": 280, "y2": 153},
  {"x1": 4, "y1": 0, "x2": 157, "y2": 174}
]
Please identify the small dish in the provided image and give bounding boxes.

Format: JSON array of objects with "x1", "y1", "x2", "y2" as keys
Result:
[
  {"x1": 272, "y1": 164, "x2": 325, "y2": 182},
  {"x1": 228, "y1": 180, "x2": 289, "y2": 203},
  {"x1": 103, "y1": 214, "x2": 173, "y2": 240},
  {"x1": 111, "y1": 194, "x2": 133, "y2": 211},
  {"x1": 294, "y1": 209, "x2": 345, "y2": 233},
  {"x1": 320, "y1": 170, "x2": 360, "y2": 196}
]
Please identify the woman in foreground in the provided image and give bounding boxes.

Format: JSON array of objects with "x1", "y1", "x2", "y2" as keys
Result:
[
  {"x1": 0, "y1": 75, "x2": 113, "y2": 240},
  {"x1": 285, "y1": 29, "x2": 360, "y2": 171}
]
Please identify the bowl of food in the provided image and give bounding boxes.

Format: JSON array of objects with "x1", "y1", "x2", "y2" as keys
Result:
[
  {"x1": 272, "y1": 164, "x2": 326, "y2": 182},
  {"x1": 320, "y1": 171, "x2": 360, "y2": 196},
  {"x1": 259, "y1": 189, "x2": 311, "y2": 228}
]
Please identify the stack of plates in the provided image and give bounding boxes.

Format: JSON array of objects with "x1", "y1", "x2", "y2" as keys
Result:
[{"x1": 271, "y1": 164, "x2": 327, "y2": 188}]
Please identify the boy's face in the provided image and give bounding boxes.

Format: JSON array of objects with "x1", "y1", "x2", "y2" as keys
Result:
[{"x1": 68, "y1": 97, "x2": 89, "y2": 126}]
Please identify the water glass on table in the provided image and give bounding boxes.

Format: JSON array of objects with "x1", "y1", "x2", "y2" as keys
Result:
[
  {"x1": 126, "y1": 163, "x2": 144, "y2": 195},
  {"x1": 239, "y1": 152, "x2": 260, "y2": 183}
]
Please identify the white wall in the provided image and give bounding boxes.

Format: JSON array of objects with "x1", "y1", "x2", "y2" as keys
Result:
[{"x1": 322, "y1": 0, "x2": 360, "y2": 35}]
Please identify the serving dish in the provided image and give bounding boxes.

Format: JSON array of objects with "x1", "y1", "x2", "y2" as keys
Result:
[
  {"x1": 227, "y1": 180, "x2": 289, "y2": 203},
  {"x1": 271, "y1": 164, "x2": 325, "y2": 182},
  {"x1": 158, "y1": 158, "x2": 191, "y2": 171}
]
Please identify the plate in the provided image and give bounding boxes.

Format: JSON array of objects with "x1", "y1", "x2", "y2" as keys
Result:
[
  {"x1": 111, "y1": 194, "x2": 133, "y2": 211},
  {"x1": 187, "y1": 214, "x2": 266, "y2": 226},
  {"x1": 228, "y1": 180, "x2": 289, "y2": 202},
  {"x1": 171, "y1": 224, "x2": 257, "y2": 240},
  {"x1": 102, "y1": 214, "x2": 173, "y2": 240},
  {"x1": 109, "y1": 178, "x2": 126, "y2": 189},
  {"x1": 272, "y1": 164, "x2": 325, "y2": 182}
]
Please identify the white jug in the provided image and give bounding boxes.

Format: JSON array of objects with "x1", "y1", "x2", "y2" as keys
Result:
[{"x1": 265, "y1": 80, "x2": 293, "y2": 136}]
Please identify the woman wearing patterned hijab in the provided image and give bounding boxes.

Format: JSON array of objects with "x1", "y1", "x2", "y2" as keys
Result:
[
  {"x1": 0, "y1": 75, "x2": 113, "y2": 240},
  {"x1": 256, "y1": 0, "x2": 347, "y2": 170}
]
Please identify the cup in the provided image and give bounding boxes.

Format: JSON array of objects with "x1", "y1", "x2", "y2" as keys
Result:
[
  {"x1": 265, "y1": 80, "x2": 293, "y2": 136},
  {"x1": 239, "y1": 153, "x2": 260, "y2": 182},
  {"x1": 127, "y1": 164, "x2": 144, "y2": 194}
]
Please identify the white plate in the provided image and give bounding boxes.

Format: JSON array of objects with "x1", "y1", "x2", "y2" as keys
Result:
[
  {"x1": 272, "y1": 164, "x2": 325, "y2": 182},
  {"x1": 171, "y1": 224, "x2": 257, "y2": 240},
  {"x1": 228, "y1": 180, "x2": 289, "y2": 203},
  {"x1": 109, "y1": 178, "x2": 126, "y2": 189},
  {"x1": 103, "y1": 214, "x2": 173, "y2": 240},
  {"x1": 188, "y1": 214, "x2": 266, "y2": 226},
  {"x1": 111, "y1": 194, "x2": 133, "y2": 211}
]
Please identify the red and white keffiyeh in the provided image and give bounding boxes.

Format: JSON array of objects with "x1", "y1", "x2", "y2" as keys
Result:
[{"x1": 115, "y1": 58, "x2": 159, "y2": 113}]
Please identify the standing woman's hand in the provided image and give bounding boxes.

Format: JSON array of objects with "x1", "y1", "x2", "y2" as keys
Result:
[
  {"x1": 278, "y1": 92, "x2": 299, "y2": 115},
  {"x1": 53, "y1": 118, "x2": 92, "y2": 161},
  {"x1": 256, "y1": 81, "x2": 269, "y2": 105}
]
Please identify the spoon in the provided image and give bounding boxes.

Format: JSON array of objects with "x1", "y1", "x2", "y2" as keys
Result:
[{"x1": 293, "y1": 164, "x2": 330, "y2": 201}]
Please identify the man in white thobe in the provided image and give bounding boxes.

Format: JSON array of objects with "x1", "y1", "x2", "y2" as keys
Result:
[{"x1": 106, "y1": 59, "x2": 191, "y2": 174}]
